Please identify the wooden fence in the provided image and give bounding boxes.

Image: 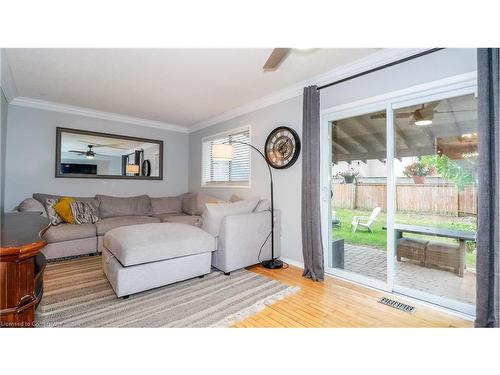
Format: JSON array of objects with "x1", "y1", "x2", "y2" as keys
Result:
[{"x1": 332, "y1": 183, "x2": 477, "y2": 216}]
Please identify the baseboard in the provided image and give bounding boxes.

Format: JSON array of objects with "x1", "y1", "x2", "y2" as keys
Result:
[{"x1": 280, "y1": 257, "x2": 304, "y2": 269}]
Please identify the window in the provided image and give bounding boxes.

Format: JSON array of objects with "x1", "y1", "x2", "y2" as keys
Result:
[{"x1": 202, "y1": 126, "x2": 251, "y2": 187}]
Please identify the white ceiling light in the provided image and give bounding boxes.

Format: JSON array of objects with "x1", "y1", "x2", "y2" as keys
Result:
[
  {"x1": 414, "y1": 119, "x2": 433, "y2": 126},
  {"x1": 413, "y1": 107, "x2": 433, "y2": 126}
]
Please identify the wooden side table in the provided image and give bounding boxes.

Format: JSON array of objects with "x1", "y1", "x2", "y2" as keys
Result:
[{"x1": 0, "y1": 212, "x2": 50, "y2": 328}]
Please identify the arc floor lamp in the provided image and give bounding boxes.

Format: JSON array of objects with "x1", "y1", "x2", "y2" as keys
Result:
[{"x1": 212, "y1": 142, "x2": 283, "y2": 269}]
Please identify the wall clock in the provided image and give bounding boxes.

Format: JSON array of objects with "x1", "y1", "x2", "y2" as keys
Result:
[{"x1": 265, "y1": 126, "x2": 301, "y2": 169}]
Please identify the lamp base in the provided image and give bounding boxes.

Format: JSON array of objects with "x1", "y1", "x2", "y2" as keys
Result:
[{"x1": 261, "y1": 259, "x2": 283, "y2": 269}]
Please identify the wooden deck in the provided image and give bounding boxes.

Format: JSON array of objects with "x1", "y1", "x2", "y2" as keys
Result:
[{"x1": 233, "y1": 264, "x2": 473, "y2": 328}]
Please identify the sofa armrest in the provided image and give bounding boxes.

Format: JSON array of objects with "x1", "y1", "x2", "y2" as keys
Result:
[{"x1": 211, "y1": 210, "x2": 281, "y2": 273}]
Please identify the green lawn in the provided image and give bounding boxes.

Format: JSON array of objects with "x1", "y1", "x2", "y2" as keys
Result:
[{"x1": 332, "y1": 208, "x2": 477, "y2": 268}]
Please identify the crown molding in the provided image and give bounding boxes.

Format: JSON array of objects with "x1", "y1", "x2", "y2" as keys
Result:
[
  {"x1": 1, "y1": 49, "x2": 19, "y2": 102},
  {"x1": 9, "y1": 97, "x2": 189, "y2": 133},
  {"x1": 188, "y1": 48, "x2": 435, "y2": 133}
]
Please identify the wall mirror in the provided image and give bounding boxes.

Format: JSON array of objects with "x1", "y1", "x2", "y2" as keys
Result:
[{"x1": 56, "y1": 127, "x2": 163, "y2": 180}]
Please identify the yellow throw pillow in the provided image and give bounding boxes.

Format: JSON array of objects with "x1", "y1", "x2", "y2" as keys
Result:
[{"x1": 54, "y1": 197, "x2": 76, "y2": 224}]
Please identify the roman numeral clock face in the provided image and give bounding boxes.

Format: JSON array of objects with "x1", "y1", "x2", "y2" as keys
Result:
[{"x1": 265, "y1": 126, "x2": 301, "y2": 169}]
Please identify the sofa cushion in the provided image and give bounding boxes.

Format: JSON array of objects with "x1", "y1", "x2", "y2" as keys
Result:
[
  {"x1": 42, "y1": 223, "x2": 97, "y2": 243},
  {"x1": 104, "y1": 223, "x2": 216, "y2": 266},
  {"x1": 96, "y1": 215, "x2": 160, "y2": 235},
  {"x1": 202, "y1": 197, "x2": 260, "y2": 237},
  {"x1": 150, "y1": 196, "x2": 182, "y2": 215},
  {"x1": 155, "y1": 213, "x2": 202, "y2": 227},
  {"x1": 96, "y1": 195, "x2": 152, "y2": 218},
  {"x1": 17, "y1": 198, "x2": 47, "y2": 217},
  {"x1": 181, "y1": 192, "x2": 223, "y2": 216}
]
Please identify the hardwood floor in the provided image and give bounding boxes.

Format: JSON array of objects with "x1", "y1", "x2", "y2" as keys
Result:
[{"x1": 233, "y1": 264, "x2": 473, "y2": 328}]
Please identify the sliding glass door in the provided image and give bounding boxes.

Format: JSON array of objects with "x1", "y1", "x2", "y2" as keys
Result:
[
  {"x1": 323, "y1": 76, "x2": 478, "y2": 315},
  {"x1": 391, "y1": 93, "x2": 477, "y2": 315},
  {"x1": 327, "y1": 108, "x2": 388, "y2": 289}
]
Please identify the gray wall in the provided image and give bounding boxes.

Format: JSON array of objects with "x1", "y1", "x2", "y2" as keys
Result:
[
  {"x1": 4, "y1": 105, "x2": 189, "y2": 210},
  {"x1": 0, "y1": 89, "x2": 7, "y2": 214},
  {"x1": 188, "y1": 48, "x2": 478, "y2": 264}
]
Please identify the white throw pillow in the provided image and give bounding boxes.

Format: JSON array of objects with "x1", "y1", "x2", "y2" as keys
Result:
[
  {"x1": 201, "y1": 197, "x2": 260, "y2": 237},
  {"x1": 253, "y1": 199, "x2": 271, "y2": 212}
]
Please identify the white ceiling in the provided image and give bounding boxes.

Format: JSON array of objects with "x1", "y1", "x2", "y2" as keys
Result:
[{"x1": 5, "y1": 48, "x2": 379, "y2": 128}]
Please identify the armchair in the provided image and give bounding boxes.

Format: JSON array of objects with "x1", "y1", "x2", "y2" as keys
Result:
[{"x1": 211, "y1": 209, "x2": 281, "y2": 274}]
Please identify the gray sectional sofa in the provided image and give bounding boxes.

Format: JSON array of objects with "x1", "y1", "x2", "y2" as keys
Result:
[
  {"x1": 18, "y1": 193, "x2": 204, "y2": 260},
  {"x1": 15, "y1": 192, "x2": 280, "y2": 274}
]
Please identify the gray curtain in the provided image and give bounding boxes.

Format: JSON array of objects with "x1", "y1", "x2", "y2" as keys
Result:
[
  {"x1": 476, "y1": 48, "x2": 500, "y2": 327},
  {"x1": 301, "y1": 85, "x2": 324, "y2": 281}
]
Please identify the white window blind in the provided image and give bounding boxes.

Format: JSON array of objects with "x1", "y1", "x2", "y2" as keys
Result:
[{"x1": 202, "y1": 127, "x2": 251, "y2": 187}]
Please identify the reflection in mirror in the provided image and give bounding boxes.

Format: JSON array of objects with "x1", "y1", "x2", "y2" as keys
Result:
[{"x1": 56, "y1": 128, "x2": 163, "y2": 179}]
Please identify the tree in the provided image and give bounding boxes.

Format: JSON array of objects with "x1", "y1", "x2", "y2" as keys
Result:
[{"x1": 420, "y1": 154, "x2": 475, "y2": 191}]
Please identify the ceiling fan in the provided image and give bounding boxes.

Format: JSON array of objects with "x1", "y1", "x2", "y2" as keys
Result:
[
  {"x1": 263, "y1": 48, "x2": 291, "y2": 70},
  {"x1": 370, "y1": 102, "x2": 475, "y2": 125},
  {"x1": 68, "y1": 145, "x2": 102, "y2": 159},
  {"x1": 78, "y1": 140, "x2": 129, "y2": 150}
]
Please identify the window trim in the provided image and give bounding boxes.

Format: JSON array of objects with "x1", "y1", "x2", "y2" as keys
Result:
[{"x1": 201, "y1": 125, "x2": 252, "y2": 189}]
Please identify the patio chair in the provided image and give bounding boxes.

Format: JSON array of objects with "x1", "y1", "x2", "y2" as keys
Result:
[{"x1": 351, "y1": 207, "x2": 381, "y2": 233}]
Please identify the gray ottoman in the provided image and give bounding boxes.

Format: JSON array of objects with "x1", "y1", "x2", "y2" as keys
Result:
[{"x1": 102, "y1": 222, "x2": 216, "y2": 298}]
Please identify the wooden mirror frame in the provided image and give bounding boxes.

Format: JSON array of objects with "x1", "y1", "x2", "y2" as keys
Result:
[{"x1": 55, "y1": 127, "x2": 164, "y2": 180}]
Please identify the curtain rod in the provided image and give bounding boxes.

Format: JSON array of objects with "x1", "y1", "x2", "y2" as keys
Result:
[{"x1": 316, "y1": 48, "x2": 444, "y2": 91}]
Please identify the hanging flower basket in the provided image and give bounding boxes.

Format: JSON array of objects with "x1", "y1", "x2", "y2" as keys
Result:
[
  {"x1": 403, "y1": 160, "x2": 436, "y2": 184},
  {"x1": 335, "y1": 167, "x2": 360, "y2": 184},
  {"x1": 343, "y1": 175, "x2": 356, "y2": 184}
]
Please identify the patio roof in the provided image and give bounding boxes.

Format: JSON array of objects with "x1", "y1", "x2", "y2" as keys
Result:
[{"x1": 332, "y1": 94, "x2": 478, "y2": 164}]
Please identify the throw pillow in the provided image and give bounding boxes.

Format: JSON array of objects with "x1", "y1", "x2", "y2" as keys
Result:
[
  {"x1": 18, "y1": 198, "x2": 47, "y2": 217},
  {"x1": 45, "y1": 198, "x2": 63, "y2": 226},
  {"x1": 53, "y1": 197, "x2": 76, "y2": 224},
  {"x1": 182, "y1": 193, "x2": 223, "y2": 216},
  {"x1": 34, "y1": 193, "x2": 99, "y2": 216},
  {"x1": 254, "y1": 199, "x2": 271, "y2": 212},
  {"x1": 70, "y1": 201, "x2": 99, "y2": 224},
  {"x1": 228, "y1": 194, "x2": 243, "y2": 203},
  {"x1": 201, "y1": 197, "x2": 260, "y2": 237}
]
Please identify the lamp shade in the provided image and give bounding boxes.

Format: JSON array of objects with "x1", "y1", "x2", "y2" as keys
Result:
[
  {"x1": 126, "y1": 164, "x2": 140, "y2": 174},
  {"x1": 211, "y1": 144, "x2": 234, "y2": 161}
]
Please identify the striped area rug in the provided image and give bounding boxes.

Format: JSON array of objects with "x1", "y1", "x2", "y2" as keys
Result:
[{"x1": 36, "y1": 256, "x2": 299, "y2": 328}]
